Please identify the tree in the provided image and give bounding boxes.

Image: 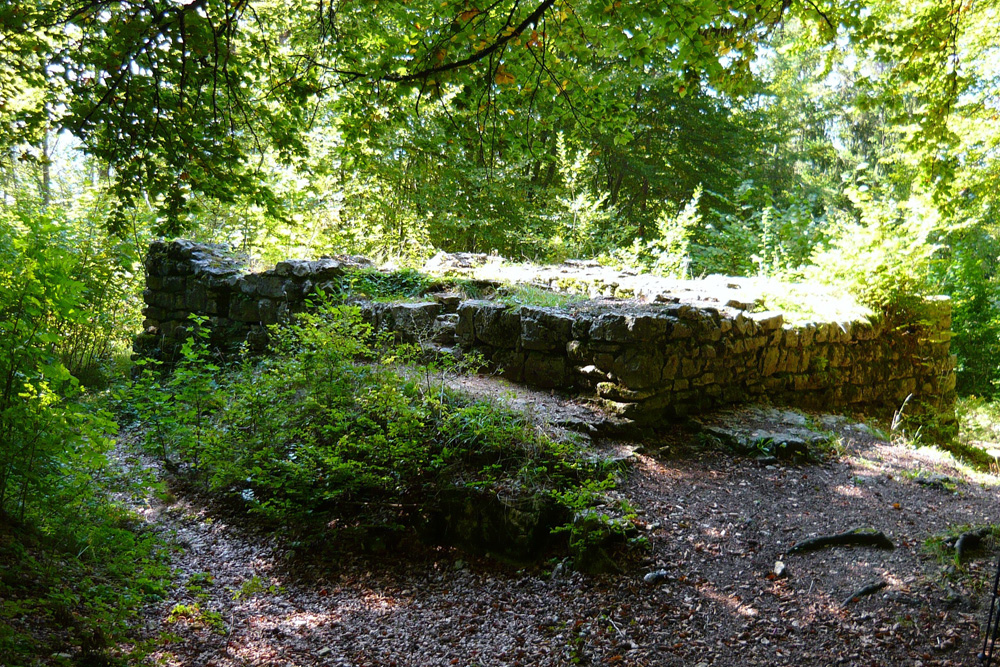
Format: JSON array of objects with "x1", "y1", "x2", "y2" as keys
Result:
[{"x1": 1, "y1": 0, "x2": 891, "y2": 233}]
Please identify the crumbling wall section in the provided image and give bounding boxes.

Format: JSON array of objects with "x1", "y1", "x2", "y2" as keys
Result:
[{"x1": 136, "y1": 240, "x2": 956, "y2": 424}]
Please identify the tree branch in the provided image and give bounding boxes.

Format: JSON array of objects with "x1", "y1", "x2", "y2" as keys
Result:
[{"x1": 385, "y1": 0, "x2": 554, "y2": 83}]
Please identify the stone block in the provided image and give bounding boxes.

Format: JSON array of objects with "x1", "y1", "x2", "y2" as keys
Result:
[
  {"x1": 384, "y1": 302, "x2": 442, "y2": 342},
  {"x1": 474, "y1": 303, "x2": 521, "y2": 349},
  {"x1": 566, "y1": 340, "x2": 588, "y2": 364},
  {"x1": 628, "y1": 313, "x2": 670, "y2": 342},
  {"x1": 590, "y1": 313, "x2": 630, "y2": 343},
  {"x1": 680, "y1": 357, "x2": 702, "y2": 378},
  {"x1": 230, "y1": 297, "x2": 261, "y2": 322},
  {"x1": 257, "y1": 276, "x2": 289, "y2": 299},
  {"x1": 760, "y1": 347, "x2": 780, "y2": 376},
  {"x1": 571, "y1": 315, "x2": 593, "y2": 341},
  {"x1": 456, "y1": 302, "x2": 477, "y2": 346},
  {"x1": 749, "y1": 311, "x2": 784, "y2": 331},
  {"x1": 432, "y1": 314, "x2": 459, "y2": 345},
  {"x1": 613, "y1": 348, "x2": 665, "y2": 390},
  {"x1": 259, "y1": 299, "x2": 281, "y2": 325},
  {"x1": 523, "y1": 353, "x2": 570, "y2": 389},
  {"x1": 670, "y1": 322, "x2": 692, "y2": 339},
  {"x1": 662, "y1": 354, "x2": 681, "y2": 380},
  {"x1": 783, "y1": 327, "x2": 800, "y2": 347},
  {"x1": 796, "y1": 324, "x2": 813, "y2": 348},
  {"x1": 521, "y1": 307, "x2": 574, "y2": 351},
  {"x1": 492, "y1": 348, "x2": 525, "y2": 382},
  {"x1": 692, "y1": 372, "x2": 715, "y2": 387}
]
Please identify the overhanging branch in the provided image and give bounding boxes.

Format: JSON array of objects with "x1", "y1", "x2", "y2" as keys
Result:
[{"x1": 384, "y1": 0, "x2": 554, "y2": 83}]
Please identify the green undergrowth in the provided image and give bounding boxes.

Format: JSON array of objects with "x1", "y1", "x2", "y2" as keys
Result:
[
  {"x1": 125, "y1": 300, "x2": 631, "y2": 564},
  {"x1": 325, "y1": 267, "x2": 494, "y2": 303},
  {"x1": 924, "y1": 524, "x2": 1000, "y2": 568},
  {"x1": 495, "y1": 284, "x2": 590, "y2": 309},
  {"x1": 0, "y1": 501, "x2": 171, "y2": 667}
]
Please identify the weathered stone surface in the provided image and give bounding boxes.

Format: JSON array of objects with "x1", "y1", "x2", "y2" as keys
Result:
[
  {"x1": 138, "y1": 240, "x2": 957, "y2": 426},
  {"x1": 613, "y1": 348, "x2": 665, "y2": 390},
  {"x1": 473, "y1": 303, "x2": 521, "y2": 349},
  {"x1": 229, "y1": 296, "x2": 261, "y2": 322},
  {"x1": 520, "y1": 307, "x2": 573, "y2": 351},
  {"x1": 523, "y1": 353, "x2": 570, "y2": 388},
  {"x1": 382, "y1": 303, "x2": 442, "y2": 342},
  {"x1": 750, "y1": 311, "x2": 784, "y2": 331},
  {"x1": 589, "y1": 313, "x2": 631, "y2": 343}
]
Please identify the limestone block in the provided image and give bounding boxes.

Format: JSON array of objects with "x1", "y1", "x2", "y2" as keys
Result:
[
  {"x1": 246, "y1": 325, "x2": 269, "y2": 351},
  {"x1": 593, "y1": 352, "x2": 616, "y2": 371},
  {"x1": 662, "y1": 354, "x2": 681, "y2": 380},
  {"x1": 670, "y1": 322, "x2": 692, "y2": 339},
  {"x1": 571, "y1": 315, "x2": 593, "y2": 341},
  {"x1": 230, "y1": 296, "x2": 261, "y2": 322},
  {"x1": 733, "y1": 314, "x2": 751, "y2": 336},
  {"x1": 492, "y1": 348, "x2": 525, "y2": 382},
  {"x1": 799, "y1": 324, "x2": 815, "y2": 348},
  {"x1": 760, "y1": 347, "x2": 780, "y2": 376},
  {"x1": 613, "y1": 348, "x2": 665, "y2": 390},
  {"x1": 144, "y1": 253, "x2": 172, "y2": 278},
  {"x1": 575, "y1": 365, "x2": 610, "y2": 383},
  {"x1": 238, "y1": 275, "x2": 259, "y2": 298},
  {"x1": 590, "y1": 313, "x2": 630, "y2": 343},
  {"x1": 663, "y1": 304, "x2": 691, "y2": 319},
  {"x1": 566, "y1": 340, "x2": 589, "y2": 364},
  {"x1": 692, "y1": 372, "x2": 715, "y2": 387},
  {"x1": 520, "y1": 307, "x2": 574, "y2": 351},
  {"x1": 627, "y1": 313, "x2": 670, "y2": 342},
  {"x1": 474, "y1": 303, "x2": 521, "y2": 349},
  {"x1": 142, "y1": 305, "x2": 168, "y2": 321},
  {"x1": 523, "y1": 353, "x2": 570, "y2": 389},
  {"x1": 749, "y1": 311, "x2": 784, "y2": 332},
  {"x1": 783, "y1": 327, "x2": 800, "y2": 347},
  {"x1": 456, "y1": 301, "x2": 477, "y2": 346},
  {"x1": 147, "y1": 275, "x2": 186, "y2": 292},
  {"x1": 781, "y1": 349, "x2": 801, "y2": 374},
  {"x1": 145, "y1": 289, "x2": 186, "y2": 311},
  {"x1": 432, "y1": 292, "x2": 463, "y2": 313},
  {"x1": 680, "y1": 356, "x2": 702, "y2": 378},
  {"x1": 432, "y1": 314, "x2": 459, "y2": 345},
  {"x1": 764, "y1": 376, "x2": 788, "y2": 392},
  {"x1": 724, "y1": 339, "x2": 746, "y2": 355},
  {"x1": 853, "y1": 320, "x2": 879, "y2": 340},
  {"x1": 595, "y1": 382, "x2": 656, "y2": 402},
  {"x1": 259, "y1": 299, "x2": 281, "y2": 325},
  {"x1": 384, "y1": 302, "x2": 442, "y2": 342},
  {"x1": 257, "y1": 276, "x2": 289, "y2": 299}
]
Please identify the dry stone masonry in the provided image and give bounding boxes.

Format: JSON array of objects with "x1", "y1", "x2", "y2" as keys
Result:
[{"x1": 137, "y1": 240, "x2": 957, "y2": 426}]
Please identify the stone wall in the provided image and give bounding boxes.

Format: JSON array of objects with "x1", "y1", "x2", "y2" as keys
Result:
[{"x1": 137, "y1": 240, "x2": 957, "y2": 425}]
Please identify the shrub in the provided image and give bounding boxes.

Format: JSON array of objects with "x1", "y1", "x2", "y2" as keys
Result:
[{"x1": 129, "y1": 298, "x2": 622, "y2": 545}]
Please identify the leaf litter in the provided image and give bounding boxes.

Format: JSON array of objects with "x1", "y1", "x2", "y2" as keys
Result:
[{"x1": 115, "y1": 380, "x2": 1000, "y2": 667}]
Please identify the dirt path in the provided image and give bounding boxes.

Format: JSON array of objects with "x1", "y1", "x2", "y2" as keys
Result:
[{"x1": 120, "y1": 385, "x2": 999, "y2": 667}]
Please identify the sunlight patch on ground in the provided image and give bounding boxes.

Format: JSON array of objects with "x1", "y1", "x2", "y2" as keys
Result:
[{"x1": 833, "y1": 484, "x2": 867, "y2": 498}]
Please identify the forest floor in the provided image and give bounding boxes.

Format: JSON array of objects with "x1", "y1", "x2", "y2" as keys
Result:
[{"x1": 117, "y1": 377, "x2": 1000, "y2": 667}]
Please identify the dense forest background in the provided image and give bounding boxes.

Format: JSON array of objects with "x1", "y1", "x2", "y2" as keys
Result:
[{"x1": 3, "y1": 0, "x2": 1000, "y2": 663}]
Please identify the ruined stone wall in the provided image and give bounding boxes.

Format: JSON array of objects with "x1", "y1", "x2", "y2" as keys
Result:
[{"x1": 137, "y1": 240, "x2": 957, "y2": 424}]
